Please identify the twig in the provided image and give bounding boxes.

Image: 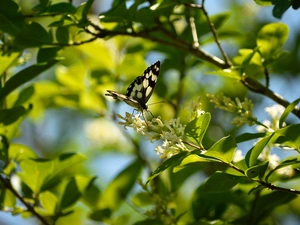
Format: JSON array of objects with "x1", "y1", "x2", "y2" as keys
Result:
[
  {"x1": 241, "y1": 76, "x2": 300, "y2": 119},
  {"x1": 184, "y1": 3, "x2": 203, "y2": 9},
  {"x1": 189, "y1": 16, "x2": 199, "y2": 48},
  {"x1": 201, "y1": 0, "x2": 232, "y2": 67},
  {"x1": 229, "y1": 163, "x2": 300, "y2": 194},
  {"x1": 0, "y1": 175, "x2": 51, "y2": 225}
]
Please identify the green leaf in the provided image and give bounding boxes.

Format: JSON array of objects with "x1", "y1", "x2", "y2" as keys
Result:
[
  {"x1": 99, "y1": 1, "x2": 129, "y2": 23},
  {"x1": 0, "y1": 135, "x2": 9, "y2": 168},
  {"x1": 13, "y1": 86, "x2": 35, "y2": 107},
  {"x1": 252, "y1": 191, "x2": 296, "y2": 223},
  {"x1": 133, "y1": 219, "x2": 164, "y2": 225},
  {"x1": 0, "y1": 53, "x2": 20, "y2": 75},
  {"x1": 0, "y1": 0, "x2": 25, "y2": 36},
  {"x1": 37, "y1": 47, "x2": 62, "y2": 63},
  {"x1": 173, "y1": 154, "x2": 211, "y2": 173},
  {"x1": 245, "y1": 161, "x2": 269, "y2": 179},
  {"x1": 39, "y1": 191, "x2": 57, "y2": 215},
  {"x1": 147, "y1": 152, "x2": 188, "y2": 183},
  {"x1": 81, "y1": 178, "x2": 101, "y2": 208},
  {"x1": 100, "y1": 159, "x2": 142, "y2": 209},
  {"x1": 46, "y1": 2, "x2": 75, "y2": 13},
  {"x1": 265, "y1": 157, "x2": 300, "y2": 182},
  {"x1": 235, "y1": 132, "x2": 266, "y2": 143},
  {"x1": 245, "y1": 133, "x2": 275, "y2": 167},
  {"x1": 206, "y1": 68, "x2": 241, "y2": 79},
  {"x1": 56, "y1": 26, "x2": 69, "y2": 44},
  {"x1": 41, "y1": 153, "x2": 86, "y2": 191},
  {"x1": 203, "y1": 172, "x2": 246, "y2": 192},
  {"x1": 272, "y1": 1, "x2": 291, "y2": 19},
  {"x1": 205, "y1": 135, "x2": 237, "y2": 163},
  {"x1": 0, "y1": 187, "x2": 16, "y2": 209},
  {"x1": 59, "y1": 175, "x2": 95, "y2": 210},
  {"x1": 132, "y1": 192, "x2": 154, "y2": 207},
  {"x1": 18, "y1": 153, "x2": 85, "y2": 194},
  {"x1": 279, "y1": 98, "x2": 300, "y2": 128},
  {"x1": 0, "y1": 60, "x2": 57, "y2": 100},
  {"x1": 240, "y1": 47, "x2": 260, "y2": 74},
  {"x1": 0, "y1": 105, "x2": 31, "y2": 125},
  {"x1": 18, "y1": 159, "x2": 54, "y2": 195},
  {"x1": 14, "y1": 22, "x2": 52, "y2": 48},
  {"x1": 59, "y1": 178, "x2": 81, "y2": 210},
  {"x1": 257, "y1": 23, "x2": 289, "y2": 60},
  {"x1": 254, "y1": 0, "x2": 273, "y2": 6},
  {"x1": 8, "y1": 143, "x2": 37, "y2": 162},
  {"x1": 81, "y1": 0, "x2": 94, "y2": 22},
  {"x1": 192, "y1": 185, "x2": 245, "y2": 220},
  {"x1": 274, "y1": 124, "x2": 300, "y2": 150},
  {"x1": 185, "y1": 112, "x2": 210, "y2": 145},
  {"x1": 89, "y1": 208, "x2": 111, "y2": 222}
]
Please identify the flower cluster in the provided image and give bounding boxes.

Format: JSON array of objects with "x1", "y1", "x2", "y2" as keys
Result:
[
  {"x1": 256, "y1": 104, "x2": 286, "y2": 132},
  {"x1": 207, "y1": 93, "x2": 257, "y2": 126},
  {"x1": 184, "y1": 97, "x2": 205, "y2": 121},
  {"x1": 117, "y1": 112, "x2": 187, "y2": 159}
]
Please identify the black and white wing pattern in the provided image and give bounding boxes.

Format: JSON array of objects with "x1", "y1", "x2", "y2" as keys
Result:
[{"x1": 105, "y1": 61, "x2": 160, "y2": 111}]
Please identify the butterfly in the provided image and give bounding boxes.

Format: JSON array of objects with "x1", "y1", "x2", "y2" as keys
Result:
[{"x1": 105, "y1": 61, "x2": 160, "y2": 112}]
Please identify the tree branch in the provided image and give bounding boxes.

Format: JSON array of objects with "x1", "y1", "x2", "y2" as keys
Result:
[
  {"x1": 0, "y1": 175, "x2": 51, "y2": 225},
  {"x1": 201, "y1": 0, "x2": 232, "y2": 67}
]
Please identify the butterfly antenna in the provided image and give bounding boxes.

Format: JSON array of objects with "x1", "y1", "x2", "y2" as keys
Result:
[{"x1": 147, "y1": 100, "x2": 165, "y2": 107}]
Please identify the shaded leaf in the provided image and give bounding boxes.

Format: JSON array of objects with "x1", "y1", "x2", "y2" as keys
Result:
[
  {"x1": 46, "y1": 2, "x2": 75, "y2": 13},
  {"x1": 266, "y1": 157, "x2": 300, "y2": 182},
  {"x1": 185, "y1": 112, "x2": 210, "y2": 146},
  {"x1": 253, "y1": 191, "x2": 296, "y2": 223},
  {"x1": 0, "y1": 105, "x2": 31, "y2": 125},
  {"x1": 147, "y1": 151, "x2": 188, "y2": 183},
  {"x1": 14, "y1": 22, "x2": 52, "y2": 48},
  {"x1": 235, "y1": 132, "x2": 266, "y2": 143},
  {"x1": 245, "y1": 133, "x2": 274, "y2": 167},
  {"x1": 89, "y1": 208, "x2": 111, "y2": 222},
  {"x1": 0, "y1": 60, "x2": 57, "y2": 99},
  {"x1": 245, "y1": 161, "x2": 269, "y2": 179},
  {"x1": 203, "y1": 171, "x2": 246, "y2": 192},
  {"x1": 275, "y1": 124, "x2": 300, "y2": 150},
  {"x1": 279, "y1": 98, "x2": 300, "y2": 128},
  {"x1": 37, "y1": 47, "x2": 62, "y2": 63},
  {"x1": 13, "y1": 86, "x2": 35, "y2": 107},
  {"x1": 0, "y1": 0, "x2": 24, "y2": 36},
  {"x1": 56, "y1": 26, "x2": 69, "y2": 44},
  {"x1": 100, "y1": 159, "x2": 142, "y2": 209}
]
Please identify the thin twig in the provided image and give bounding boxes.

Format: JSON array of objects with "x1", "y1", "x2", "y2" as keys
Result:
[
  {"x1": 188, "y1": 15, "x2": 199, "y2": 48},
  {"x1": 241, "y1": 76, "x2": 300, "y2": 118},
  {"x1": 201, "y1": 0, "x2": 232, "y2": 67},
  {"x1": 0, "y1": 175, "x2": 51, "y2": 225},
  {"x1": 184, "y1": 3, "x2": 203, "y2": 9}
]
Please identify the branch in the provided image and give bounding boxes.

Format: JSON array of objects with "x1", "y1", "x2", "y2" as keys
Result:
[
  {"x1": 241, "y1": 76, "x2": 300, "y2": 119},
  {"x1": 201, "y1": 0, "x2": 232, "y2": 66},
  {"x1": 0, "y1": 175, "x2": 51, "y2": 225}
]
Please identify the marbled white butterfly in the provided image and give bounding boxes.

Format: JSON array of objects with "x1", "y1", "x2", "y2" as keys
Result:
[{"x1": 105, "y1": 61, "x2": 160, "y2": 111}]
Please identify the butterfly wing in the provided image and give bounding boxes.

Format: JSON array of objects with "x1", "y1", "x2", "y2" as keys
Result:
[{"x1": 126, "y1": 61, "x2": 160, "y2": 109}]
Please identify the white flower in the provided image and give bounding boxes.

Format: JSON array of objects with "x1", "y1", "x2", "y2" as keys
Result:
[
  {"x1": 265, "y1": 105, "x2": 285, "y2": 119},
  {"x1": 276, "y1": 166, "x2": 294, "y2": 178},
  {"x1": 233, "y1": 149, "x2": 244, "y2": 162},
  {"x1": 268, "y1": 154, "x2": 280, "y2": 169}
]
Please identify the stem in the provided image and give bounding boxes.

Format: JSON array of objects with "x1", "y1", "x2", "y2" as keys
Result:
[
  {"x1": 242, "y1": 76, "x2": 300, "y2": 119},
  {"x1": 201, "y1": 0, "x2": 232, "y2": 66},
  {"x1": 0, "y1": 175, "x2": 51, "y2": 225}
]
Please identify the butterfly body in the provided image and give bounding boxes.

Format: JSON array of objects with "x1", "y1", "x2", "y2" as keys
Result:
[{"x1": 105, "y1": 61, "x2": 160, "y2": 111}]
